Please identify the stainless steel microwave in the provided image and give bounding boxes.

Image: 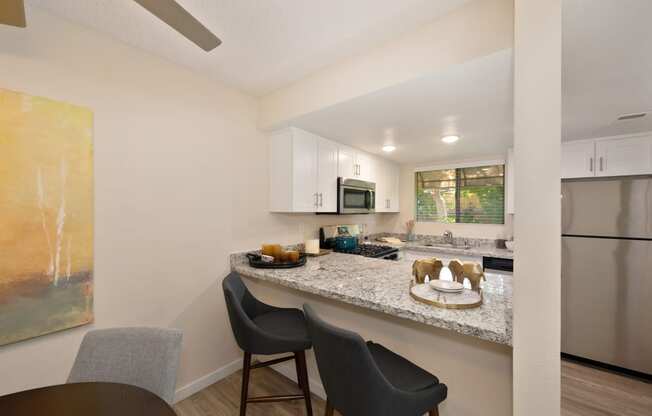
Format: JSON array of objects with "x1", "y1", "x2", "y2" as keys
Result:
[{"x1": 338, "y1": 178, "x2": 375, "y2": 214}]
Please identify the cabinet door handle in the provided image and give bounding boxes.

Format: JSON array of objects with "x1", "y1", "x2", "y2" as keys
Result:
[
  {"x1": 599, "y1": 157, "x2": 604, "y2": 171},
  {"x1": 319, "y1": 193, "x2": 323, "y2": 207},
  {"x1": 314, "y1": 193, "x2": 318, "y2": 207},
  {"x1": 589, "y1": 157, "x2": 594, "y2": 172}
]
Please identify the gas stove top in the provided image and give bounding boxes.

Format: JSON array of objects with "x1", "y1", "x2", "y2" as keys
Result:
[{"x1": 334, "y1": 244, "x2": 399, "y2": 260}]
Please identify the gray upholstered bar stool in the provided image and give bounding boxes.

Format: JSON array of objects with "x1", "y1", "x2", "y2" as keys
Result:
[
  {"x1": 303, "y1": 304, "x2": 447, "y2": 416},
  {"x1": 223, "y1": 272, "x2": 313, "y2": 416}
]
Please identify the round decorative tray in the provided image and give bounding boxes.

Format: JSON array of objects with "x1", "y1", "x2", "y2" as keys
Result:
[{"x1": 409, "y1": 281, "x2": 483, "y2": 309}]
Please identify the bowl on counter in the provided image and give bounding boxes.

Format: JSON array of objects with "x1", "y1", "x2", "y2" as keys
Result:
[{"x1": 505, "y1": 240, "x2": 515, "y2": 251}]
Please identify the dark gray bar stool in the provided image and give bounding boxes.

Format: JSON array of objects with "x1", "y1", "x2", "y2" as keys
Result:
[
  {"x1": 222, "y1": 272, "x2": 313, "y2": 416},
  {"x1": 303, "y1": 304, "x2": 447, "y2": 416}
]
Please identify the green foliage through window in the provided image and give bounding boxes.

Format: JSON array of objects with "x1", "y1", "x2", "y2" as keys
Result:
[{"x1": 415, "y1": 165, "x2": 504, "y2": 224}]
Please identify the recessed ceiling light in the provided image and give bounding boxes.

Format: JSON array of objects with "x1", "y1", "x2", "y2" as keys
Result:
[
  {"x1": 441, "y1": 135, "x2": 460, "y2": 144},
  {"x1": 382, "y1": 145, "x2": 396, "y2": 152}
]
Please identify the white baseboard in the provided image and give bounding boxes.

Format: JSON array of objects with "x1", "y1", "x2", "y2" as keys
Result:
[
  {"x1": 271, "y1": 360, "x2": 326, "y2": 400},
  {"x1": 174, "y1": 358, "x2": 242, "y2": 403}
]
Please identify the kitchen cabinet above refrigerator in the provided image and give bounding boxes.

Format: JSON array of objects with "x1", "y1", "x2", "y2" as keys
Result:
[{"x1": 562, "y1": 132, "x2": 652, "y2": 179}]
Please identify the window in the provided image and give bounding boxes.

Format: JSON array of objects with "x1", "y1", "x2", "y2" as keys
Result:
[{"x1": 415, "y1": 164, "x2": 505, "y2": 224}]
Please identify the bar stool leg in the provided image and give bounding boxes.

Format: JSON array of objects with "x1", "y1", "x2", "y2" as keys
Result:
[
  {"x1": 325, "y1": 399, "x2": 334, "y2": 416},
  {"x1": 294, "y1": 351, "x2": 313, "y2": 416},
  {"x1": 294, "y1": 352, "x2": 303, "y2": 390},
  {"x1": 429, "y1": 408, "x2": 439, "y2": 416},
  {"x1": 239, "y1": 352, "x2": 252, "y2": 416}
]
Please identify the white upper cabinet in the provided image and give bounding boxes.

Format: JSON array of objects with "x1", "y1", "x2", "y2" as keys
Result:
[
  {"x1": 595, "y1": 134, "x2": 652, "y2": 177},
  {"x1": 506, "y1": 148, "x2": 515, "y2": 214},
  {"x1": 386, "y1": 162, "x2": 400, "y2": 212},
  {"x1": 337, "y1": 145, "x2": 357, "y2": 179},
  {"x1": 270, "y1": 127, "x2": 400, "y2": 213},
  {"x1": 355, "y1": 151, "x2": 376, "y2": 182},
  {"x1": 375, "y1": 158, "x2": 400, "y2": 213},
  {"x1": 338, "y1": 145, "x2": 377, "y2": 182},
  {"x1": 317, "y1": 137, "x2": 339, "y2": 212},
  {"x1": 269, "y1": 127, "x2": 338, "y2": 213},
  {"x1": 562, "y1": 133, "x2": 652, "y2": 179},
  {"x1": 562, "y1": 140, "x2": 596, "y2": 179}
]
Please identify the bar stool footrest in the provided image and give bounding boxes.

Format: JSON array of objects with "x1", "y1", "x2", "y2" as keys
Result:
[{"x1": 247, "y1": 394, "x2": 306, "y2": 403}]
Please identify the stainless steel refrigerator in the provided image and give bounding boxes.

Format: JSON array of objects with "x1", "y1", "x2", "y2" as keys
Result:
[{"x1": 562, "y1": 177, "x2": 652, "y2": 376}]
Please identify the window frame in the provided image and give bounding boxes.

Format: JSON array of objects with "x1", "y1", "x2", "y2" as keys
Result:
[{"x1": 414, "y1": 159, "x2": 506, "y2": 225}]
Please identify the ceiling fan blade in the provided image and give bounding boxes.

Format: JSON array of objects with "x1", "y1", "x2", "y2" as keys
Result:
[
  {"x1": 133, "y1": 0, "x2": 221, "y2": 51},
  {"x1": 0, "y1": 0, "x2": 26, "y2": 28}
]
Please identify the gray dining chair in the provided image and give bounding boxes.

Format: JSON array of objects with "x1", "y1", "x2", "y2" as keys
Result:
[
  {"x1": 68, "y1": 327, "x2": 183, "y2": 404},
  {"x1": 303, "y1": 304, "x2": 447, "y2": 416}
]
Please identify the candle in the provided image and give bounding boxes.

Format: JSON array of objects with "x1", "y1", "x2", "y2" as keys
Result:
[{"x1": 305, "y1": 239, "x2": 320, "y2": 254}]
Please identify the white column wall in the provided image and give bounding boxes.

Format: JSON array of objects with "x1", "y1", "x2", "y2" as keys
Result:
[{"x1": 513, "y1": 1, "x2": 562, "y2": 415}]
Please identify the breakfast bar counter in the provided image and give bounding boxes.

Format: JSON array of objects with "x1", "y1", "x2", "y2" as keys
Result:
[
  {"x1": 230, "y1": 251, "x2": 513, "y2": 345},
  {"x1": 229, "y1": 249, "x2": 513, "y2": 416}
]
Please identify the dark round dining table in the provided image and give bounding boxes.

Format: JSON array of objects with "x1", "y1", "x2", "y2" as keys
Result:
[{"x1": 0, "y1": 382, "x2": 177, "y2": 416}]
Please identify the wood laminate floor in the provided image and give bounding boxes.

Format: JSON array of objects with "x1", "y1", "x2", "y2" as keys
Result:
[
  {"x1": 561, "y1": 360, "x2": 652, "y2": 416},
  {"x1": 175, "y1": 360, "x2": 652, "y2": 416},
  {"x1": 174, "y1": 367, "x2": 337, "y2": 416}
]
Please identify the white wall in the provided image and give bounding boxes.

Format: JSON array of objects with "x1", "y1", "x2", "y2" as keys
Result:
[
  {"x1": 259, "y1": 0, "x2": 513, "y2": 129},
  {"x1": 391, "y1": 159, "x2": 513, "y2": 240},
  {"x1": 0, "y1": 8, "x2": 392, "y2": 398},
  {"x1": 513, "y1": 0, "x2": 561, "y2": 415}
]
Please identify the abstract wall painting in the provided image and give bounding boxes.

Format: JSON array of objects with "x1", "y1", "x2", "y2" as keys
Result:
[{"x1": 0, "y1": 88, "x2": 94, "y2": 346}]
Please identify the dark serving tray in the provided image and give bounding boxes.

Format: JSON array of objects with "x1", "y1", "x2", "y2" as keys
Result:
[{"x1": 246, "y1": 253, "x2": 307, "y2": 269}]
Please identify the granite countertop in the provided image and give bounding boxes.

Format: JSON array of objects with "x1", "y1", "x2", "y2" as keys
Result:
[
  {"x1": 230, "y1": 251, "x2": 513, "y2": 346},
  {"x1": 400, "y1": 242, "x2": 514, "y2": 259}
]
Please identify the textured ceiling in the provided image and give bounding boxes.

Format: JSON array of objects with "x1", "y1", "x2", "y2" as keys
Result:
[{"x1": 27, "y1": 0, "x2": 469, "y2": 96}]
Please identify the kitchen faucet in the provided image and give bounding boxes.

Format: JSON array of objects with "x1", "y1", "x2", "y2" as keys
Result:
[{"x1": 443, "y1": 230, "x2": 453, "y2": 244}]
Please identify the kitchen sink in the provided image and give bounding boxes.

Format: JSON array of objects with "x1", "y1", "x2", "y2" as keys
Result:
[{"x1": 421, "y1": 242, "x2": 471, "y2": 250}]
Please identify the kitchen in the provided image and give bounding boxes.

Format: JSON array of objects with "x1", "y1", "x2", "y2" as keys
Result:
[
  {"x1": 238, "y1": 62, "x2": 518, "y2": 413},
  {"x1": 232, "y1": 2, "x2": 652, "y2": 415},
  {"x1": 1, "y1": 1, "x2": 649, "y2": 416}
]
